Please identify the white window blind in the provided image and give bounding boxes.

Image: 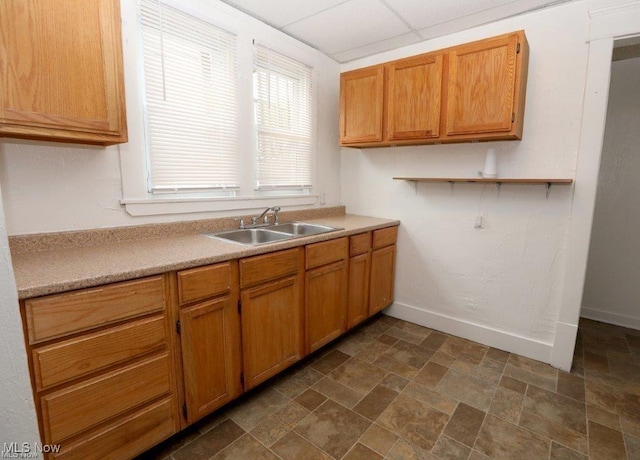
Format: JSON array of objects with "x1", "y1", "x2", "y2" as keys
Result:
[
  {"x1": 253, "y1": 44, "x2": 313, "y2": 191},
  {"x1": 139, "y1": 0, "x2": 239, "y2": 193}
]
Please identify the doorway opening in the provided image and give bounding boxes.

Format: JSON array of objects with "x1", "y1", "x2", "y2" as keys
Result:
[{"x1": 574, "y1": 36, "x2": 640, "y2": 375}]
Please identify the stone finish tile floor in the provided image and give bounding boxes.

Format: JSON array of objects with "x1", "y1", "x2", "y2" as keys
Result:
[{"x1": 139, "y1": 316, "x2": 640, "y2": 459}]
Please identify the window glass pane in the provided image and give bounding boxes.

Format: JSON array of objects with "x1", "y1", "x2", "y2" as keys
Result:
[
  {"x1": 139, "y1": 0, "x2": 239, "y2": 193},
  {"x1": 253, "y1": 45, "x2": 313, "y2": 190}
]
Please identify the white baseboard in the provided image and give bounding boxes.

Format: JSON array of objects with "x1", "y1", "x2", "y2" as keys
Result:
[
  {"x1": 550, "y1": 322, "x2": 578, "y2": 372},
  {"x1": 580, "y1": 307, "x2": 640, "y2": 331},
  {"x1": 384, "y1": 302, "x2": 553, "y2": 365}
]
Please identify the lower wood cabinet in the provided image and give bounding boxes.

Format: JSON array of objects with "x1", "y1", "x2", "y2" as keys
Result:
[
  {"x1": 21, "y1": 275, "x2": 179, "y2": 460},
  {"x1": 370, "y1": 227, "x2": 398, "y2": 314},
  {"x1": 240, "y1": 248, "x2": 304, "y2": 390},
  {"x1": 305, "y1": 238, "x2": 349, "y2": 353},
  {"x1": 347, "y1": 232, "x2": 372, "y2": 329},
  {"x1": 176, "y1": 261, "x2": 242, "y2": 425},
  {"x1": 21, "y1": 226, "x2": 398, "y2": 459},
  {"x1": 50, "y1": 397, "x2": 175, "y2": 460},
  {"x1": 179, "y1": 297, "x2": 242, "y2": 424},
  {"x1": 41, "y1": 352, "x2": 172, "y2": 444}
]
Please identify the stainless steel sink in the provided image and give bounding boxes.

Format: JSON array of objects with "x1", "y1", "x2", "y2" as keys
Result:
[
  {"x1": 203, "y1": 221, "x2": 342, "y2": 246},
  {"x1": 205, "y1": 228, "x2": 293, "y2": 246},
  {"x1": 270, "y1": 222, "x2": 339, "y2": 236}
]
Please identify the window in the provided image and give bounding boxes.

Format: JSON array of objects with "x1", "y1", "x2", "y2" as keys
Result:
[
  {"x1": 253, "y1": 44, "x2": 314, "y2": 191},
  {"x1": 122, "y1": 0, "x2": 320, "y2": 215},
  {"x1": 139, "y1": 0, "x2": 239, "y2": 194}
]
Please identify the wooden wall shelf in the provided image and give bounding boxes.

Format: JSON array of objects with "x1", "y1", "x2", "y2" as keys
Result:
[
  {"x1": 393, "y1": 177, "x2": 573, "y2": 185},
  {"x1": 393, "y1": 177, "x2": 573, "y2": 198}
]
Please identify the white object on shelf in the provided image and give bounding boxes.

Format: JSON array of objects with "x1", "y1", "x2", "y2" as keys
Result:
[{"x1": 482, "y1": 148, "x2": 497, "y2": 178}]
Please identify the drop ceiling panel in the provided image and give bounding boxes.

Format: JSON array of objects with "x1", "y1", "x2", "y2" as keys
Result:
[
  {"x1": 384, "y1": 0, "x2": 518, "y2": 30},
  {"x1": 283, "y1": 0, "x2": 412, "y2": 55},
  {"x1": 220, "y1": 0, "x2": 347, "y2": 28},
  {"x1": 332, "y1": 32, "x2": 421, "y2": 63},
  {"x1": 219, "y1": 0, "x2": 576, "y2": 62}
]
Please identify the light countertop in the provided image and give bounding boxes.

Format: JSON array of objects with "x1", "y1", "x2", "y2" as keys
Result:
[{"x1": 12, "y1": 214, "x2": 399, "y2": 299}]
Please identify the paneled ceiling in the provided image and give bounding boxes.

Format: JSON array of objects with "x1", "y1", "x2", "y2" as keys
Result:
[{"x1": 220, "y1": 0, "x2": 575, "y2": 62}]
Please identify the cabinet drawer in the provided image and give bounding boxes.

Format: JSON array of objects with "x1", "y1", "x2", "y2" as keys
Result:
[
  {"x1": 25, "y1": 276, "x2": 166, "y2": 344},
  {"x1": 240, "y1": 248, "x2": 301, "y2": 288},
  {"x1": 32, "y1": 316, "x2": 167, "y2": 391},
  {"x1": 53, "y1": 397, "x2": 177, "y2": 460},
  {"x1": 41, "y1": 352, "x2": 172, "y2": 443},
  {"x1": 177, "y1": 262, "x2": 232, "y2": 306},
  {"x1": 372, "y1": 226, "x2": 398, "y2": 249},
  {"x1": 350, "y1": 232, "x2": 371, "y2": 256},
  {"x1": 306, "y1": 237, "x2": 348, "y2": 269}
]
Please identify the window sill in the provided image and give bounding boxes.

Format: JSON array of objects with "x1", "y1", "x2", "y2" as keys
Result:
[{"x1": 120, "y1": 194, "x2": 319, "y2": 216}]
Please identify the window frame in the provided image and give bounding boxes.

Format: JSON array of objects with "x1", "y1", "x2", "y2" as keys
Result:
[{"x1": 118, "y1": 0, "x2": 318, "y2": 216}]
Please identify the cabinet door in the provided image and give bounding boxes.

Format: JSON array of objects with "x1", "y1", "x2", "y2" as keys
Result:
[
  {"x1": 446, "y1": 33, "x2": 520, "y2": 136},
  {"x1": 241, "y1": 275, "x2": 303, "y2": 390},
  {"x1": 306, "y1": 261, "x2": 348, "y2": 353},
  {"x1": 340, "y1": 66, "x2": 385, "y2": 144},
  {"x1": 347, "y1": 253, "x2": 370, "y2": 329},
  {"x1": 0, "y1": 0, "x2": 127, "y2": 145},
  {"x1": 179, "y1": 297, "x2": 242, "y2": 424},
  {"x1": 369, "y1": 245, "x2": 396, "y2": 314},
  {"x1": 388, "y1": 54, "x2": 443, "y2": 141}
]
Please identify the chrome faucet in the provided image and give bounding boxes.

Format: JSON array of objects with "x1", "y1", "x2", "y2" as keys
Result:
[{"x1": 245, "y1": 206, "x2": 281, "y2": 228}]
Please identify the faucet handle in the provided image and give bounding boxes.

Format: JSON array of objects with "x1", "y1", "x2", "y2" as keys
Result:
[
  {"x1": 237, "y1": 218, "x2": 245, "y2": 229},
  {"x1": 272, "y1": 206, "x2": 281, "y2": 224}
]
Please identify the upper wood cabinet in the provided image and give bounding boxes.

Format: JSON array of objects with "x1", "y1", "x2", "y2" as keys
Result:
[
  {"x1": 446, "y1": 32, "x2": 526, "y2": 139},
  {"x1": 340, "y1": 66, "x2": 385, "y2": 144},
  {"x1": 339, "y1": 31, "x2": 529, "y2": 148},
  {"x1": 387, "y1": 53, "x2": 443, "y2": 141},
  {"x1": 0, "y1": 0, "x2": 127, "y2": 145}
]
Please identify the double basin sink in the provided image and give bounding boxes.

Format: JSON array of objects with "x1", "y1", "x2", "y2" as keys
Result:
[{"x1": 203, "y1": 222, "x2": 342, "y2": 246}]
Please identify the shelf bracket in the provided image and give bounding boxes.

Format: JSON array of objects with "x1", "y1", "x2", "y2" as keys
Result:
[
  {"x1": 448, "y1": 181, "x2": 455, "y2": 194},
  {"x1": 546, "y1": 182, "x2": 552, "y2": 199}
]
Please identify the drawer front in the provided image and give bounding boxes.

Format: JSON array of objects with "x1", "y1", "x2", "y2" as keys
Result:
[
  {"x1": 177, "y1": 262, "x2": 232, "y2": 306},
  {"x1": 240, "y1": 248, "x2": 301, "y2": 288},
  {"x1": 33, "y1": 316, "x2": 167, "y2": 391},
  {"x1": 306, "y1": 237, "x2": 348, "y2": 269},
  {"x1": 25, "y1": 276, "x2": 166, "y2": 344},
  {"x1": 349, "y1": 232, "x2": 371, "y2": 256},
  {"x1": 53, "y1": 397, "x2": 177, "y2": 460},
  {"x1": 372, "y1": 226, "x2": 398, "y2": 249},
  {"x1": 41, "y1": 352, "x2": 172, "y2": 444}
]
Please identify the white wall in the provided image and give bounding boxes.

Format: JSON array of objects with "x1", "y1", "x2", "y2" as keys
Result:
[
  {"x1": 0, "y1": 0, "x2": 341, "y2": 236},
  {"x1": 341, "y1": 0, "x2": 628, "y2": 364},
  {"x1": 0, "y1": 180, "x2": 41, "y2": 446},
  {"x1": 582, "y1": 56, "x2": 640, "y2": 330}
]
